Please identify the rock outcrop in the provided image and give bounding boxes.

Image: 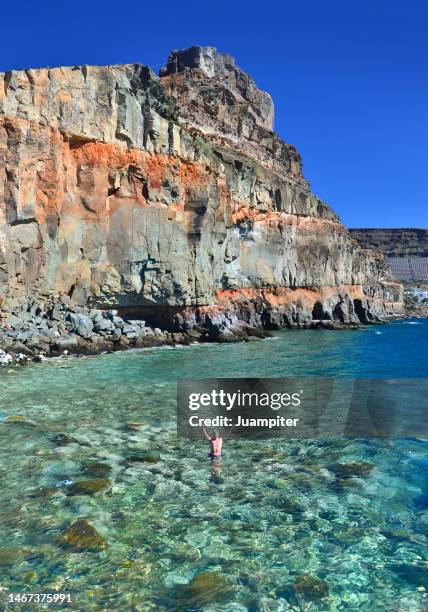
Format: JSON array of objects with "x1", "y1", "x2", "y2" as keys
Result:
[{"x1": 0, "y1": 45, "x2": 403, "y2": 356}]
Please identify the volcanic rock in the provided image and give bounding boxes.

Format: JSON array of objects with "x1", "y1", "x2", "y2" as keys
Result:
[
  {"x1": 56, "y1": 519, "x2": 107, "y2": 551},
  {"x1": 173, "y1": 571, "x2": 235, "y2": 608},
  {"x1": 82, "y1": 462, "x2": 112, "y2": 477},
  {"x1": 327, "y1": 462, "x2": 374, "y2": 479},
  {"x1": 0, "y1": 547, "x2": 32, "y2": 566},
  {"x1": 65, "y1": 477, "x2": 111, "y2": 495},
  {"x1": 292, "y1": 574, "x2": 330, "y2": 600},
  {"x1": 0, "y1": 46, "x2": 403, "y2": 349}
]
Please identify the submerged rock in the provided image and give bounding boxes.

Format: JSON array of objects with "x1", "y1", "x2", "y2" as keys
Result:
[
  {"x1": 173, "y1": 571, "x2": 235, "y2": 607},
  {"x1": 414, "y1": 491, "x2": 428, "y2": 510},
  {"x1": 124, "y1": 451, "x2": 160, "y2": 464},
  {"x1": 277, "y1": 497, "x2": 305, "y2": 517},
  {"x1": 3, "y1": 415, "x2": 36, "y2": 426},
  {"x1": 56, "y1": 519, "x2": 107, "y2": 551},
  {"x1": 45, "y1": 460, "x2": 81, "y2": 477},
  {"x1": 252, "y1": 450, "x2": 288, "y2": 462},
  {"x1": 327, "y1": 461, "x2": 374, "y2": 479},
  {"x1": 0, "y1": 547, "x2": 31, "y2": 566},
  {"x1": 83, "y1": 462, "x2": 112, "y2": 477},
  {"x1": 392, "y1": 564, "x2": 428, "y2": 590},
  {"x1": 65, "y1": 477, "x2": 111, "y2": 496},
  {"x1": 34, "y1": 486, "x2": 64, "y2": 498},
  {"x1": 50, "y1": 433, "x2": 78, "y2": 446},
  {"x1": 125, "y1": 422, "x2": 144, "y2": 431},
  {"x1": 293, "y1": 574, "x2": 330, "y2": 600}
]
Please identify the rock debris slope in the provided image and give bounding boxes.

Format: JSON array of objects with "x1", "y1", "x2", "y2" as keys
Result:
[{"x1": 0, "y1": 45, "x2": 403, "y2": 347}]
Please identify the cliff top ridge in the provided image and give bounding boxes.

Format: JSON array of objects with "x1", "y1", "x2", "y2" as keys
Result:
[
  {"x1": 159, "y1": 46, "x2": 237, "y2": 79},
  {"x1": 159, "y1": 45, "x2": 275, "y2": 132}
]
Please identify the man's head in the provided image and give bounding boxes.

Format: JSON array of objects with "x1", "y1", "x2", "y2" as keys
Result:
[{"x1": 214, "y1": 430, "x2": 220, "y2": 438}]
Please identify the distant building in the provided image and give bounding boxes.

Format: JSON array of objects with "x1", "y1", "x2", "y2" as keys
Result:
[{"x1": 404, "y1": 287, "x2": 428, "y2": 303}]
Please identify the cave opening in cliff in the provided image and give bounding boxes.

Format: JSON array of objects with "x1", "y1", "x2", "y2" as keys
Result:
[
  {"x1": 332, "y1": 303, "x2": 345, "y2": 322},
  {"x1": 274, "y1": 188, "x2": 282, "y2": 211},
  {"x1": 353, "y1": 299, "x2": 368, "y2": 323},
  {"x1": 184, "y1": 199, "x2": 208, "y2": 240},
  {"x1": 312, "y1": 301, "x2": 331, "y2": 321},
  {"x1": 114, "y1": 305, "x2": 189, "y2": 332}
]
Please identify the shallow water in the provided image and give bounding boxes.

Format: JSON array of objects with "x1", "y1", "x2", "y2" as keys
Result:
[{"x1": 0, "y1": 319, "x2": 427, "y2": 610}]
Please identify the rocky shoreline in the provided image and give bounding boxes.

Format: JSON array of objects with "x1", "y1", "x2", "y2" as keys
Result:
[
  {"x1": 0, "y1": 296, "x2": 393, "y2": 366},
  {"x1": 404, "y1": 300, "x2": 428, "y2": 318},
  {"x1": 0, "y1": 298, "x2": 271, "y2": 366}
]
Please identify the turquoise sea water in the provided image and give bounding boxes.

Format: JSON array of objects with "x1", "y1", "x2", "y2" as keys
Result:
[{"x1": 0, "y1": 318, "x2": 427, "y2": 610}]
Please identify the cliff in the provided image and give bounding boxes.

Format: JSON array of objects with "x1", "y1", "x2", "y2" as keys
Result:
[
  {"x1": 350, "y1": 229, "x2": 428, "y2": 258},
  {"x1": 0, "y1": 46, "x2": 403, "y2": 354}
]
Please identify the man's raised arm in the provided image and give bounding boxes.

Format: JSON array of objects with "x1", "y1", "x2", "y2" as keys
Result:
[{"x1": 202, "y1": 425, "x2": 211, "y2": 440}]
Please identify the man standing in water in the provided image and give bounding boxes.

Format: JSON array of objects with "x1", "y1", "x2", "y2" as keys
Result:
[{"x1": 202, "y1": 426, "x2": 223, "y2": 458}]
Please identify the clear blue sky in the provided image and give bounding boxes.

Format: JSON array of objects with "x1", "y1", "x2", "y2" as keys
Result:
[{"x1": 2, "y1": 0, "x2": 427, "y2": 228}]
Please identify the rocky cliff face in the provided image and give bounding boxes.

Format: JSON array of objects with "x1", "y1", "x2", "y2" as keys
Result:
[{"x1": 0, "y1": 45, "x2": 403, "y2": 343}]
